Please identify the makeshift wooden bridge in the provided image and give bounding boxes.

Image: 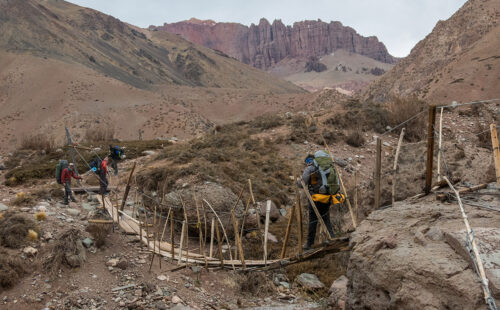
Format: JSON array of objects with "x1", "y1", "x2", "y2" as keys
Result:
[{"x1": 96, "y1": 195, "x2": 349, "y2": 270}]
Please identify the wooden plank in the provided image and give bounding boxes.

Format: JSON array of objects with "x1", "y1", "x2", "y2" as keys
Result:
[
  {"x1": 178, "y1": 220, "x2": 185, "y2": 264},
  {"x1": 425, "y1": 105, "x2": 437, "y2": 193},
  {"x1": 263, "y1": 200, "x2": 271, "y2": 265},
  {"x1": 491, "y1": 124, "x2": 500, "y2": 187},
  {"x1": 88, "y1": 219, "x2": 114, "y2": 224},
  {"x1": 120, "y1": 162, "x2": 136, "y2": 211},
  {"x1": 392, "y1": 128, "x2": 405, "y2": 207},
  {"x1": 280, "y1": 202, "x2": 296, "y2": 259},
  {"x1": 170, "y1": 214, "x2": 175, "y2": 262},
  {"x1": 72, "y1": 187, "x2": 117, "y2": 194},
  {"x1": 375, "y1": 137, "x2": 382, "y2": 209}
]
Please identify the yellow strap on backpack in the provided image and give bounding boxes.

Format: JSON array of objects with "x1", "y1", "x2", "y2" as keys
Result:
[{"x1": 311, "y1": 193, "x2": 345, "y2": 205}]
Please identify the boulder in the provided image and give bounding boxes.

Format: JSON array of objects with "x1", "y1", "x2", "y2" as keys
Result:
[
  {"x1": 82, "y1": 238, "x2": 93, "y2": 248},
  {"x1": 296, "y1": 273, "x2": 325, "y2": 290},
  {"x1": 257, "y1": 200, "x2": 280, "y2": 222},
  {"x1": 163, "y1": 183, "x2": 244, "y2": 238},
  {"x1": 346, "y1": 199, "x2": 499, "y2": 309},
  {"x1": 23, "y1": 246, "x2": 38, "y2": 256},
  {"x1": 329, "y1": 275, "x2": 348, "y2": 309},
  {"x1": 0, "y1": 203, "x2": 8, "y2": 212},
  {"x1": 66, "y1": 208, "x2": 81, "y2": 216}
]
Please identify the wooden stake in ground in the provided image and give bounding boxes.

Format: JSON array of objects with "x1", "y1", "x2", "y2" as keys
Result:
[
  {"x1": 490, "y1": 124, "x2": 500, "y2": 187},
  {"x1": 231, "y1": 210, "x2": 246, "y2": 269},
  {"x1": 375, "y1": 137, "x2": 382, "y2": 209},
  {"x1": 443, "y1": 177, "x2": 497, "y2": 308},
  {"x1": 215, "y1": 221, "x2": 224, "y2": 267},
  {"x1": 120, "y1": 162, "x2": 136, "y2": 211},
  {"x1": 178, "y1": 220, "x2": 185, "y2": 264},
  {"x1": 280, "y1": 202, "x2": 296, "y2": 259},
  {"x1": 209, "y1": 218, "x2": 215, "y2": 258},
  {"x1": 437, "y1": 108, "x2": 444, "y2": 182},
  {"x1": 203, "y1": 199, "x2": 235, "y2": 270},
  {"x1": 321, "y1": 136, "x2": 357, "y2": 228},
  {"x1": 354, "y1": 170, "x2": 359, "y2": 223},
  {"x1": 425, "y1": 105, "x2": 437, "y2": 194},
  {"x1": 170, "y1": 214, "x2": 174, "y2": 263},
  {"x1": 295, "y1": 180, "x2": 303, "y2": 255},
  {"x1": 392, "y1": 128, "x2": 405, "y2": 208},
  {"x1": 263, "y1": 200, "x2": 271, "y2": 265},
  {"x1": 300, "y1": 180, "x2": 331, "y2": 241}
]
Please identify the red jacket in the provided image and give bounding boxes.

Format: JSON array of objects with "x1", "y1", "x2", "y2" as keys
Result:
[
  {"x1": 61, "y1": 168, "x2": 82, "y2": 184},
  {"x1": 101, "y1": 159, "x2": 108, "y2": 175}
]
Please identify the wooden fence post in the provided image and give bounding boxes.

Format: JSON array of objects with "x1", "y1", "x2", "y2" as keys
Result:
[
  {"x1": 490, "y1": 124, "x2": 500, "y2": 187},
  {"x1": 121, "y1": 163, "x2": 136, "y2": 211},
  {"x1": 437, "y1": 108, "x2": 444, "y2": 182},
  {"x1": 374, "y1": 137, "x2": 382, "y2": 209},
  {"x1": 392, "y1": 128, "x2": 405, "y2": 207},
  {"x1": 263, "y1": 200, "x2": 271, "y2": 265},
  {"x1": 425, "y1": 105, "x2": 437, "y2": 193},
  {"x1": 280, "y1": 202, "x2": 296, "y2": 259}
]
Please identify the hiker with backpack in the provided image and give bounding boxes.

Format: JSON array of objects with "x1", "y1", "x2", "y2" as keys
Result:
[
  {"x1": 89, "y1": 156, "x2": 110, "y2": 195},
  {"x1": 60, "y1": 162, "x2": 83, "y2": 205},
  {"x1": 109, "y1": 145, "x2": 125, "y2": 176},
  {"x1": 298, "y1": 151, "x2": 345, "y2": 250}
]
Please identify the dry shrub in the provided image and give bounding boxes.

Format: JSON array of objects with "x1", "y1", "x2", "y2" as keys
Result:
[
  {"x1": 0, "y1": 212, "x2": 40, "y2": 248},
  {"x1": 345, "y1": 131, "x2": 365, "y2": 147},
  {"x1": 85, "y1": 125, "x2": 115, "y2": 142},
  {"x1": 11, "y1": 192, "x2": 34, "y2": 206},
  {"x1": 476, "y1": 124, "x2": 492, "y2": 150},
  {"x1": 86, "y1": 209, "x2": 112, "y2": 248},
  {"x1": 387, "y1": 97, "x2": 427, "y2": 142},
  {"x1": 239, "y1": 272, "x2": 275, "y2": 295},
  {"x1": 251, "y1": 114, "x2": 284, "y2": 130},
  {"x1": 20, "y1": 133, "x2": 55, "y2": 153},
  {"x1": 28, "y1": 229, "x2": 38, "y2": 241},
  {"x1": 0, "y1": 248, "x2": 27, "y2": 290},
  {"x1": 43, "y1": 229, "x2": 86, "y2": 275},
  {"x1": 34, "y1": 212, "x2": 47, "y2": 221}
]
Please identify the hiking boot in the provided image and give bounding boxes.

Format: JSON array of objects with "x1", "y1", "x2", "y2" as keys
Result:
[
  {"x1": 302, "y1": 243, "x2": 312, "y2": 251},
  {"x1": 63, "y1": 201, "x2": 69, "y2": 205},
  {"x1": 71, "y1": 198, "x2": 77, "y2": 202}
]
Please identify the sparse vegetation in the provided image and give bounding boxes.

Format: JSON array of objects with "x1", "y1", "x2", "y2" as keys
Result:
[
  {"x1": 305, "y1": 56, "x2": 327, "y2": 73},
  {"x1": 34, "y1": 212, "x2": 47, "y2": 221},
  {"x1": 370, "y1": 67, "x2": 385, "y2": 76},
  {"x1": 0, "y1": 248, "x2": 27, "y2": 290},
  {"x1": 20, "y1": 133, "x2": 56, "y2": 153},
  {"x1": 251, "y1": 114, "x2": 284, "y2": 130},
  {"x1": 0, "y1": 212, "x2": 40, "y2": 248},
  {"x1": 346, "y1": 131, "x2": 366, "y2": 147},
  {"x1": 387, "y1": 96, "x2": 427, "y2": 142},
  {"x1": 84, "y1": 125, "x2": 115, "y2": 142}
]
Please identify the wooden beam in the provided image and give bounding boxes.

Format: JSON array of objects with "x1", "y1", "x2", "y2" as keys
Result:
[
  {"x1": 374, "y1": 137, "x2": 382, "y2": 209},
  {"x1": 120, "y1": 163, "x2": 136, "y2": 211},
  {"x1": 491, "y1": 124, "x2": 500, "y2": 187},
  {"x1": 178, "y1": 220, "x2": 185, "y2": 264},
  {"x1": 392, "y1": 128, "x2": 405, "y2": 208},
  {"x1": 209, "y1": 218, "x2": 215, "y2": 258},
  {"x1": 215, "y1": 221, "x2": 224, "y2": 268},
  {"x1": 425, "y1": 105, "x2": 437, "y2": 193},
  {"x1": 295, "y1": 177, "x2": 303, "y2": 255},
  {"x1": 437, "y1": 108, "x2": 444, "y2": 182},
  {"x1": 231, "y1": 210, "x2": 246, "y2": 269},
  {"x1": 88, "y1": 219, "x2": 114, "y2": 224},
  {"x1": 280, "y1": 202, "x2": 296, "y2": 259},
  {"x1": 436, "y1": 183, "x2": 488, "y2": 201},
  {"x1": 170, "y1": 214, "x2": 174, "y2": 263}
]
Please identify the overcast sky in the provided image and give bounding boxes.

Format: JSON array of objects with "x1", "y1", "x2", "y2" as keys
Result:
[{"x1": 66, "y1": 0, "x2": 467, "y2": 57}]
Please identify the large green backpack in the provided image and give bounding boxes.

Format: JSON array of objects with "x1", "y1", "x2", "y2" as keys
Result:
[
  {"x1": 313, "y1": 150, "x2": 340, "y2": 195},
  {"x1": 55, "y1": 160, "x2": 69, "y2": 184}
]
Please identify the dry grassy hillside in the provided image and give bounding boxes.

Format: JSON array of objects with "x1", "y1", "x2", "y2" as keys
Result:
[{"x1": 364, "y1": 0, "x2": 500, "y2": 104}]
